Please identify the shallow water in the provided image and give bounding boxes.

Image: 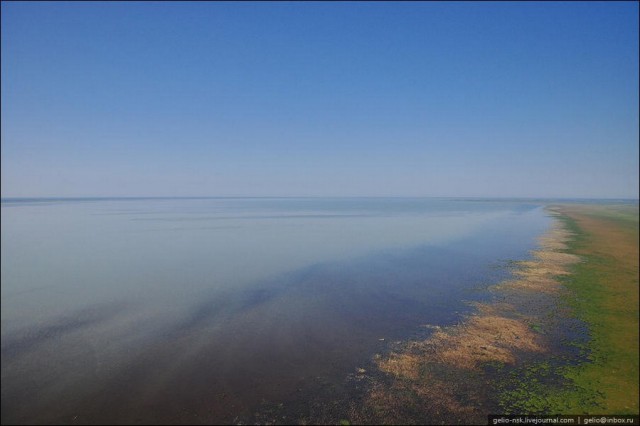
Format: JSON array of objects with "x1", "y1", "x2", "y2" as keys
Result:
[{"x1": 1, "y1": 198, "x2": 550, "y2": 424}]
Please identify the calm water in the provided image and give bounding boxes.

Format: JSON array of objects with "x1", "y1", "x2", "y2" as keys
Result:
[{"x1": 1, "y1": 198, "x2": 551, "y2": 424}]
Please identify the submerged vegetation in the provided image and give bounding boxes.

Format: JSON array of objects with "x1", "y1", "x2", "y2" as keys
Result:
[
  {"x1": 499, "y1": 205, "x2": 638, "y2": 415},
  {"x1": 345, "y1": 204, "x2": 639, "y2": 424}
]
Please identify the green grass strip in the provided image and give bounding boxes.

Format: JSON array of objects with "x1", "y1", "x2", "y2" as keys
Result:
[{"x1": 499, "y1": 205, "x2": 639, "y2": 415}]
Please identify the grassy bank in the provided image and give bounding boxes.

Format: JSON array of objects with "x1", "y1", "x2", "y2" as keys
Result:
[
  {"x1": 500, "y1": 204, "x2": 639, "y2": 414},
  {"x1": 556, "y1": 204, "x2": 638, "y2": 413}
]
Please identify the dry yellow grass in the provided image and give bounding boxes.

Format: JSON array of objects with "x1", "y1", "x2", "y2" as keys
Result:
[
  {"x1": 354, "y1": 217, "x2": 580, "y2": 423},
  {"x1": 429, "y1": 312, "x2": 544, "y2": 370},
  {"x1": 497, "y1": 225, "x2": 580, "y2": 293}
]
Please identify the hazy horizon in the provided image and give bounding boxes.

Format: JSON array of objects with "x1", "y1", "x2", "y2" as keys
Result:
[
  {"x1": 1, "y1": 195, "x2": 639, "y2": 201},
  {"x1": 2, "y1": 2, "x2": 638, "y2": 199}
]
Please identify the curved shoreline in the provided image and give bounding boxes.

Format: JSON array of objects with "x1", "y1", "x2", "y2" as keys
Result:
[{"x1": 347, "y1": 209, "x2": 583, "y2": 424}]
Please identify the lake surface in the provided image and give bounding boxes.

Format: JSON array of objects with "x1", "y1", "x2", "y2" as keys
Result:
[{"x1": 1, "y1": 197, "x2": 551, "y2": 424}]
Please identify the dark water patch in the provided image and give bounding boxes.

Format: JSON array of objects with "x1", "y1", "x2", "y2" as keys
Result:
[
  {"x1": 1, "y1": 302, "x2": 128, "y2": 361},
  {"x1": 1, "y1": 284, "x2": 59, "y2": 299},
  {"x1": 1, "y1": 303, "x2": 131, "y2": 425},
  {"x1": 167, "y1": 241, "x2": 504, "y2": 342},
  {"x1": 168, "y1": 286, "x2": 285, "y2": 335}
]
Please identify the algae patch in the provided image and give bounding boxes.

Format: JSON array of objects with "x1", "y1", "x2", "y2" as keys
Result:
[{"x1": 347, "y1": 216, "x2": 584, "y2": 423}]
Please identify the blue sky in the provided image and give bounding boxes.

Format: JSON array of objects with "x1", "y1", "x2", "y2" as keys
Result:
[{"x1": 1, "y1": 2, "x2": 638, "y2": 198}]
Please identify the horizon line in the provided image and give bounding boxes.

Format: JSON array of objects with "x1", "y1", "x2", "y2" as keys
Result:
[{"x1": 2, "y1": 196, "x2": 639, "y2": 202}]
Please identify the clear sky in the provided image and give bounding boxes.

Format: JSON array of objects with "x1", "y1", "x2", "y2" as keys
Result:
[{"x1": 1, "y1": 1, "x2": 638, "y2": 198}]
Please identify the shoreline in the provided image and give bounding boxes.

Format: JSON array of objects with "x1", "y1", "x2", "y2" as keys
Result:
[
  {"x1": 3, "y1": 202, "x2": 635, "y2": 424},
  {"x1": 346, "y1": 204, "x2": 639, "y2": 424}
]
